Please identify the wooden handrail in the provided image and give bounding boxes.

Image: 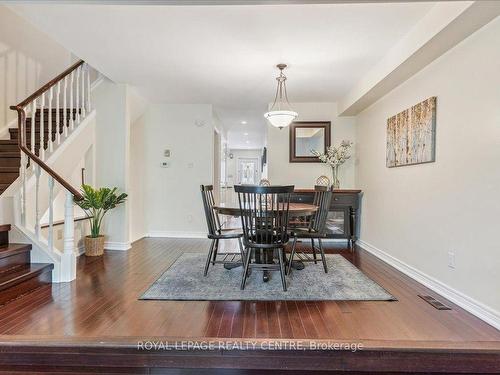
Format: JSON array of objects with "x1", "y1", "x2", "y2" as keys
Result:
[
  {"x1": 41, "y1": 215, "x2": 90, "y2": 229},
  {"x1": 12, "y1": 60, "x2": 84, "y2": 109},
  {"x1": 10, "y1": 60, "x2": 86, "y2": 201}
]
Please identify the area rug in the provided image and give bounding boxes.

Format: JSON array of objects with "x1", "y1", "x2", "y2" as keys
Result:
[{"x1": 140, "y1": 253, "x2": 396, "y2": 301}]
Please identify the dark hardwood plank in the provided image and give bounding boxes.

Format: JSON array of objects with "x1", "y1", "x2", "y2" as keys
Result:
[{"x1": 0, "y1": 238, "x2": 497, "y2": 373}]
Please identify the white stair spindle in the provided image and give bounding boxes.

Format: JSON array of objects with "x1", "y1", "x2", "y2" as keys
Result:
[
  {"x1": 86, "y1": 64, "x2": 92, "y2": 112},
  {"x1": 81, "y1": 65, "x2": 86, "y2": 118},
  {"x1": 64, "y1": 76, "x2": 68, "y2": 137},
  {"x1": 20, "y1": 153, "x2": 27, "y2": 227},
  {"x1": 56, "y1": 81, "x2": 61, "y2": 145},
  {"x1": 40, "y1": 93, "x2": 45, "y2": 160},
  {"x1": 48, "y1": 176, "x2": 54, "y2": 251},
  {"x1": 75, "y1": 66, "x2": 80, "y2": 125},
  {"x1": 61, "y1": 190, "x2": 76, "y2": 282},
  {"x1": 48, "y1": 87, "x2": 54, "y2": 153},
  {"x1": 64, "y1": 191, "x2": 75, "y2": 254},
  {"x1": 31, "y1": 99, "x2": 36, "y2": 155},
  {"x1": 34, "y1": 165, "x2": 41, "y2": 238},
  {"x1": 70, "y1": 71, "x2": 74, "y2": 131}
]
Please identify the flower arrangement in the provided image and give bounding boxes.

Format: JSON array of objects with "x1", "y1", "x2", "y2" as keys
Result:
[{"x1": 312, "y1": 140, "x2": 353, "y2": 188}]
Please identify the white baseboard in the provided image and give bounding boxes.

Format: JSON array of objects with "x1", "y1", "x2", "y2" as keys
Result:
[
  {"x1": 131, "y1": 233, "x2": 147, "y2": 244},
  {"x1": 147, "y1": 231, "x2": 206, "y2": 239},
  {"x1": 104, "y1": 241, "x2": 131, "y2": 251},
  {"x1": 357, "y1": 239, "x2": 500, "y2": 331}
]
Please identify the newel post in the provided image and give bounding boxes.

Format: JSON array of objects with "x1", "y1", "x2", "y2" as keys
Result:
[{"x1": 61, "y1": 190, "x2": 76, "y2": 281}]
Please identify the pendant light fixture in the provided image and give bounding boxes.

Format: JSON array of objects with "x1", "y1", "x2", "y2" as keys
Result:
[{"x1": 264, "y1": 64, "x2": 298, "y2": 129}]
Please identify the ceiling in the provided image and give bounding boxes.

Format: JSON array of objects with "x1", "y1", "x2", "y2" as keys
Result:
[{"x1": 10, "y1": 2, "x2": 438, "y2": 148}]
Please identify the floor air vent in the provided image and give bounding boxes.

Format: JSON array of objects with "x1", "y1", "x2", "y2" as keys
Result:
[{"x1": 418, "y1": 295, "x2": 451, "y2": 310}]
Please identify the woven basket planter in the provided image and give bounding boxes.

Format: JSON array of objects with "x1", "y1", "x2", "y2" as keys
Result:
[{"x1": 84, "y1": 235, "x2": 105, "y2": 257}]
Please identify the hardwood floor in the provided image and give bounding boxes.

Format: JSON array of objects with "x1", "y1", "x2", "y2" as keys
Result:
[{"x1": 0, "y1": 237, "x2": 498, "y2": 374}]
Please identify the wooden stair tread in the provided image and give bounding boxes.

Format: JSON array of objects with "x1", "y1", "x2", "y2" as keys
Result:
[
  {"x1": 0, "y1": 263, "x2": 53, "y2": 291},
  {"x1": 10, "y1": 128, "x2": 60, "y2": 133},
  {"x1": 35, "y1": 108, "x2": 80, "y2": 113},
  {"x1": 0, "y1": 243, "x2": 31, "y2": 260},
  {"x1": 0, "y1": 224, "x2": 11, "y2": 233},
  {"x1": 0, "y1": 140, "x2": 43, "y2": 145},
  {"x1": 0, "y1": 167, "x2": 20, "y2": 172},
  {"x1": 0, "y1": 152, "x2": 20, "y2": 157}
]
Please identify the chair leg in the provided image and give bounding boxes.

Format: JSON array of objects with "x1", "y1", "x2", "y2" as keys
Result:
[
  {"x1": 318, "y1": 238, "x2": 328, "y2": 273},
  {"x1": 287, "y1": 237, "x2": 297, "y2": 275},
  {"x1": 311, "y1": 238, "x2": 317, "y2": 264},
  {"x1": 204, "y1": 239, "x2": 215, "y2": 276},
  {"x1": 237, "y1": 237, "x2": 245, "y2": 264},
  {"x1": 212, "y1": 239, "x2": 219, "y2": 265},
  {"x1": 278, "y1": 248, "x2": 287, "y2": 292},
  {"x1": 240, "y1": 247, "x2": 253, "y2": 290}
]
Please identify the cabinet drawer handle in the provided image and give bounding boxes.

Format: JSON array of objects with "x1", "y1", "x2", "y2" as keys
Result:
[{"x1": 334, "y1": 197, "x2": 339, "y2": 201}]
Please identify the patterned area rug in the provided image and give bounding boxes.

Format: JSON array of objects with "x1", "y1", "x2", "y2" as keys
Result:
[{"x1": 141, "y1": 253, "x2": 396, "y2": 301}]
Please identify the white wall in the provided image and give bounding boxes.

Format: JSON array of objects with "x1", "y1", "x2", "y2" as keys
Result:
[
  {"x1": 129, "y1": 111, "x2": 147, "y2": 242},
  {"x1": 0, "y1": 5, "x2": 72, "y2": 130},
  {"x1": 355, "y1": 18, "x2": 500, "y2": 323},
  {"x1": 267, "y1": 102, "x2": 356, "y2": 188},
  {"x1": 128, "y1": 85, "x2": 148, "y2": 243},
  {"x1": 144, "y1": 104, "x2": 214, "y2": 237},
  {"x1": 93, "y1": 79, "x2": 131, "y2": 250}
]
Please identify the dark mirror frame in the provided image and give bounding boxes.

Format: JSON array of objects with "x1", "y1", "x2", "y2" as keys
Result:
[{"x1": 289, "y1": 121, "x2": 331, "y2": 163}]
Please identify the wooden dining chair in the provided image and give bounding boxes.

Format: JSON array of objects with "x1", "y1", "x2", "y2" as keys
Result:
[
  {"x1": 235, "y1": 185, "x2": 294, "y2": 291},
  {"x1": 200, "y1": 185, "x2": 245, "y2": 276},
  {"x1": 287, "y1": 185, "x2": 332, "y2": 274},
  {"x1": 259, "y1": 178, "x2": 271, "y2": 186}
]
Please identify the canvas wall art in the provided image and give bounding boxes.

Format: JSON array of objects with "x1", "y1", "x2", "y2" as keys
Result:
[{"x1": 386, "y1": 96, "x2": 436, "y2": 167}]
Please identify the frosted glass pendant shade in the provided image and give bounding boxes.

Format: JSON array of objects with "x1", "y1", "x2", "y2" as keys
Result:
[
  {"x1": 264, "y1": 64, "x2": 298, "y2": 129},
  {"x1": 264, "y1": 110, "x2": 298, "y2": 129}
]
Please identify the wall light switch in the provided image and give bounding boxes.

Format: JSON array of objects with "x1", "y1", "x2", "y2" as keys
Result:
[
  {"x1": 187, "y1": 162, "x2": 194, "y2": 168},
  {"x1": 164, "y1": 149, "x2": 171, "y2": 157},
  {"x1": 161, "y1": 161, "x2": 170, "y2": 168},
  {"x1": 448, "y1": 251, "x2": 456, "y2": 269}
]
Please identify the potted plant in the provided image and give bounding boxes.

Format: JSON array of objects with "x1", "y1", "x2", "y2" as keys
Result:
[{"x1": 76, "y1": 184, "x2": 127, "y2": 256}]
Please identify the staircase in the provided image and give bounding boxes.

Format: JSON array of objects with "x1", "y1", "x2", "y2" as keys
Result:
[
  {"x1": 0, "y1": 59, "x2": 94, "y2": 285},
  {"x1": 0, "y1": 109, "x2": 78, "y2": 195},
  {"x1": 0, "y1": 224, "x2": 53, "y2": 306}
]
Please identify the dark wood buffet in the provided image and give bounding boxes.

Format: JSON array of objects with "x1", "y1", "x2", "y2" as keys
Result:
[{"x1": 291, "y1": 189, "x2": 362, "y2": 249}]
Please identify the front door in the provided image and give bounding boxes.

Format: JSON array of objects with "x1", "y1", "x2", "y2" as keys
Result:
[{"x1": 237, "y1": 158, "x2": 259, "y2": 185}]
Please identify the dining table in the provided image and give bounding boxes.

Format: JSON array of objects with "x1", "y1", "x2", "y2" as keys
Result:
[
  {"x1": 213, "y1": 202, "x2": 318, "y2": 282},
  {"x1": 214, "y1": 202, "x2": 318, "y2": 217}
]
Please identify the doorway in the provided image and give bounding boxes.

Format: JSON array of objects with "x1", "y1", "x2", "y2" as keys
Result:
[{"x1": 237, "y1": 157, "x2": 259, "y2": 185}]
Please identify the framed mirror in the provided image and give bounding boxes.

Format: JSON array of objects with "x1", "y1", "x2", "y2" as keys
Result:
[{"x1": 289, "y1": 121, "x2": 331, "y2": 163}]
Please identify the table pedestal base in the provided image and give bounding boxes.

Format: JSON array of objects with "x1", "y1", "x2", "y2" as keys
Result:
[
  {"x1": 291, "y1": 260, "x2": 305, "y2": 270},
  {"x1": 223, "y1": 262, "x2": 242, "y2": 270}
]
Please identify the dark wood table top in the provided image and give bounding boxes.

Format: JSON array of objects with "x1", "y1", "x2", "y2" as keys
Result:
[
  {"x1": 214, "y1": 203, "x2": 318, "y2": 216},
  {"x1": 294, "y1": 188, "x2": 362, "y2": 194}
]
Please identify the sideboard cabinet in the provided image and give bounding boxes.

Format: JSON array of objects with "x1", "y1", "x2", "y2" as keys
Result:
[{"x1": 290, "y1": 189, "x2": 362, "y2": 249}]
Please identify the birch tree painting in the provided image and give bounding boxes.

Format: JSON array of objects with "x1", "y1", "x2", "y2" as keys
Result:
[{"x1": 386, "y1": 97, "x2": 436, "y2": 167}]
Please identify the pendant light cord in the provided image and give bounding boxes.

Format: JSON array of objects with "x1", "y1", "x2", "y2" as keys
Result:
[{"x1": 270, "y1": 69, "x2": 292, "y2": 112}]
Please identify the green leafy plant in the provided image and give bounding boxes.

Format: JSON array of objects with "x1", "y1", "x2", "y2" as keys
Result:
[{"x1": 76, "y1": 185, "x2": 127, "y2": 238}]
